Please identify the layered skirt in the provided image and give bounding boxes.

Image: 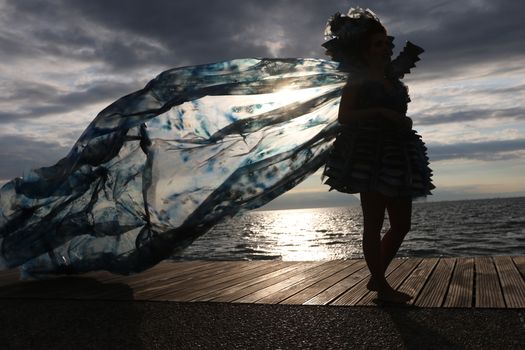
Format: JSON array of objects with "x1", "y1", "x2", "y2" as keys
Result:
[{"x1": 323, "y1": 120, "x2": 435, "y2": 198}]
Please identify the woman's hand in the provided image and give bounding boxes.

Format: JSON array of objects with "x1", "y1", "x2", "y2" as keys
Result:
[
  {"x1": 380, "y1": 108, "x2": 403, "y2": 122},
  {"x1": 337, "y1": 84, "x2": 412, "y2": 130},
  {"x1": 402, "y1": 116, "x2": 413, "y2": 129}
]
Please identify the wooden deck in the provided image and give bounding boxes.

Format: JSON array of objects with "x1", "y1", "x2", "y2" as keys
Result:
[{"x1": 1, "y1": 256, "x2": 524, "y2": 308}]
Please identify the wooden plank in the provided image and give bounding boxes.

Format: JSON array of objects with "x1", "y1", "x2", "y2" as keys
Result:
[
  {"x1": 187, "y1": 261, "x2": 297, "y2": 302},
  {"x1": 161, "y1": 262, "x2": 318, "y2": 302},
  {"x1": 357, "y1": 258, "x2": 422, "y2": 306},
  {"x1": 189, "y1": 262, "x2": 303, "y2": 302},
  {"x1": 125, "y1": 260, "x2": 221, "y2": 280},
  {"x1": 51, "y1": 261, "x2": 222, "y2": 300},
  {"x1": 397, "y1": 257, "x2": 439, "y2": 305},
  {"x1": 135, "y1": 260, "x2": 284, "y2": 300},
  {"x1": 443, "y1": 257, "x2": 474, "y2": 308},
  {"x1": 107, "y1": 260, "x2": 227, "y2": 286},
  {"x1": 331, "y1": 259, "x2": 404, "y2": 306},
  {"x1": 1, "y1": 257, "x2": 524, "y2": 308},
  {"x1": 84, "y1": 260, "x2": 255, "y2": 300},
  {"x1": 475, "y1": 256, "x2": 505, "y2": 308},
  {"x1": 258, "y1": 260, "x2": 356, "y2": 304},
  {"x1": 195, "y1": 262, "x2": 310, "y2": 302},
  {"x1": 83, "y1": 260, "x2": 221, "y2": 294},
  {"x1": 386, "y1": 258, "x2": 424, "y2": 288},
  {"x1": 81, "y1": 260, "x2": 214, "y2": 284},
  {"x1": 81, "y1": 270, "x2": 119, "y2": 282},
  {"x1": 151, "y1": 260, "x2": 291, "y2": 301},
  {"x1": 303, "y1": 260, "x2": 368, "y2": 305},
  {"x1": 129, "y1": 260, "x2": 264, "y2": 291},
  {"x1": 513, "y1": 256, "x2": 525, "y2": 278},
  {"x1": 0, "y1": 268, "x2": 20, "y2": 278},
  {"x1": 234, "y1": 261, "x2": 343, "y2": 303},
  {"x1": 494, "y1": 256, "x2": 525, "y2": 308},
  {"x1": 0, "y1": 269, "x2": 21, "y2": 287},
  {"x1": 30, "y1": 260, "x2": 221, "y2": 297},
  {"x1": 414, "y1": 258, "x2": 455, "y2": 307},
  {"x1": 0, "y1": 269, "x2": 15, "y2": 278}
]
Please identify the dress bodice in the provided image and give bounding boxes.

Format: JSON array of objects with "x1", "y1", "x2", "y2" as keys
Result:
[{"x1": 355, "y1": 79, "x2": 409, "y2": 115}]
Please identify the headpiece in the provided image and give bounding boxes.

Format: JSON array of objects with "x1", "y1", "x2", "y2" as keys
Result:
[
  {"x1": 322, "y1": 7, "x2": 424, "y2": 79},
  {"x1": 322, "y1": 7, "x2": 392, "y2": 64},
  {"x1": 323, "y1": 7, "x2": 382, "y2": 41}
]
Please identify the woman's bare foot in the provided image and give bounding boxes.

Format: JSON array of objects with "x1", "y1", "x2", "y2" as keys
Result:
[{"x1": 366, "y1": 277, "x2": 379, "y2": 291}]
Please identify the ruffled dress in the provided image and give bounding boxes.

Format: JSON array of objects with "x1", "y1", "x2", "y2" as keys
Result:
[{"x1": 323, "y1": 79, "x2": 435, "y2": 198}]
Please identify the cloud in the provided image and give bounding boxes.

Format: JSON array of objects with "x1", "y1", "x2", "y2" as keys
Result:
[
  {"x1": 0, "y1": 80, "x2": 141, "y2": 121},
  {"x1": 3, "y1": 0, "x2": 522, "y2": 74},
  {"x1": 0, "y1": 134, "x2": 69, "y2": 181},
  {"x1": 477, "y1": 83, "x2": 525, "y2": 95},
  {"x1": 418, "y1": 107, "x2": 525, "y2": 126},
  {"x1": 429, "y1": 184, "x2": 525, "y2": 202},
  {"x1": 1, "y1": 0, "x2": 309, "y2": 70},
  {"x1": 428, "y1": 139, "x2": 525, "y2": 161},
  {"x1": 388, "y1": 1, "x2": 525, "y2": 80}
]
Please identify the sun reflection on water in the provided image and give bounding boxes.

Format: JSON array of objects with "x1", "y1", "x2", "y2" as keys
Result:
[
  {"x1": 184, "y1": 207, "x2": 367, "y2": 261},
  {"x1": 272, "y1": 209, "x2": 333, "y2": 260},
  {"x1": 262, "y1": 208, "x2": 364, "y2": 260}
]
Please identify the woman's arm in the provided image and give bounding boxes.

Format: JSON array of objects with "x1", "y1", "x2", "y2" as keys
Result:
[{"x1": 338, "y1": 83, "x2": 408, "y2": 126}]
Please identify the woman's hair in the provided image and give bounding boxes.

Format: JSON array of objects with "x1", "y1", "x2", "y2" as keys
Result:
[{"x1": 322, "y1": 8, "x2": 389, "y2": 65}]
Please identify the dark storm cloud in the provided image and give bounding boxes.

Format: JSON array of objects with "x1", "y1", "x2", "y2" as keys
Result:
[
  {"x1": 1, "y1": 0, "x2": 173, "y2": 68},
  {"x1": 429, "y1": 139, "x2": 525, "y2": 161},
  {"x1": 62, "y1": 0, "x2": 330, "y2": 67},
  {"x1": 0, "y1": 135, "x2": 69, "y2": 180},
  {"x1": 4, "y1": 0, "x2": 525, "y2": 75},
  {"x1": 2, "y1": 0, "x2": 292, "y2": 69},
  {"x1": 0, "y1": 80, "x2": 141, "y2": 121},
  {"x1": 372, "y1": 1, "x2": 525, "y2": 80}
]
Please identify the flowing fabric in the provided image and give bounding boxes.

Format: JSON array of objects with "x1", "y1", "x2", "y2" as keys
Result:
[{"x1": 0, "y1": 58, "x2": 347, "y2": 277}]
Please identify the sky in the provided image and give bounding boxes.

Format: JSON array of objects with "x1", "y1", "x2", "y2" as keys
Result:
[{"x1": 1, "y1": 0, "x2": 524, "y2": 210}]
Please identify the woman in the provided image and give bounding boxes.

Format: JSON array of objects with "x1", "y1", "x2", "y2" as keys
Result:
[{"x1": 322, "y1": 9, "x2": 434, "y2": 302}]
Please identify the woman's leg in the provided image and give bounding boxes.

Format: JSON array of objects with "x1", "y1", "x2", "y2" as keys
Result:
[
  {"x1": 361, "y1": 192, "x2": 411, "y2": 302},
  {"x1": 380, "y1": 196, "x2": 412, "y2": 272},
  {"x1": 360, "y1": 192, "x2": 387, "y2": 286}
]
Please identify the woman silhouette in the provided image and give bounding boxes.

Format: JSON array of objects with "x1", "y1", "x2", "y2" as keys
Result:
[{"x1": 322, "y1": 8, "x2": 434, "y2": 302}]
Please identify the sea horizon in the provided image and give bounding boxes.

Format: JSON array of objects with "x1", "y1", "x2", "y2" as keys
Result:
[
  {"x1": 257, "y1": 193, "x2": 525, "y2": 211},
  {"x1": 174, "y1": 196, "x2": 525, "y2": 261}
]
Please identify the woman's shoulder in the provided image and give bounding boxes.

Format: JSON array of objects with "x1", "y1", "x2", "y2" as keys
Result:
[
  {"x1": 343, "y1": 75, "x2": 369, "y2": 91},
  {"x1": 344, "y1": 77, "x2": 384, "y2": 95},
  {"x1": 343, "y1": 76, "x2": 407, "y2": 98}
]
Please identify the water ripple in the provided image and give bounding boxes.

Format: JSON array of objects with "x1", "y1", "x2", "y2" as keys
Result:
[{"x1": 173, "y1": 197, "x2": 525, "y2": 260}]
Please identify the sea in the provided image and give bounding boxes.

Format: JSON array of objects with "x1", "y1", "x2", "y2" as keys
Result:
[{"x1": 173, "y1": 196, "x2": 525, "y2": 261}]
